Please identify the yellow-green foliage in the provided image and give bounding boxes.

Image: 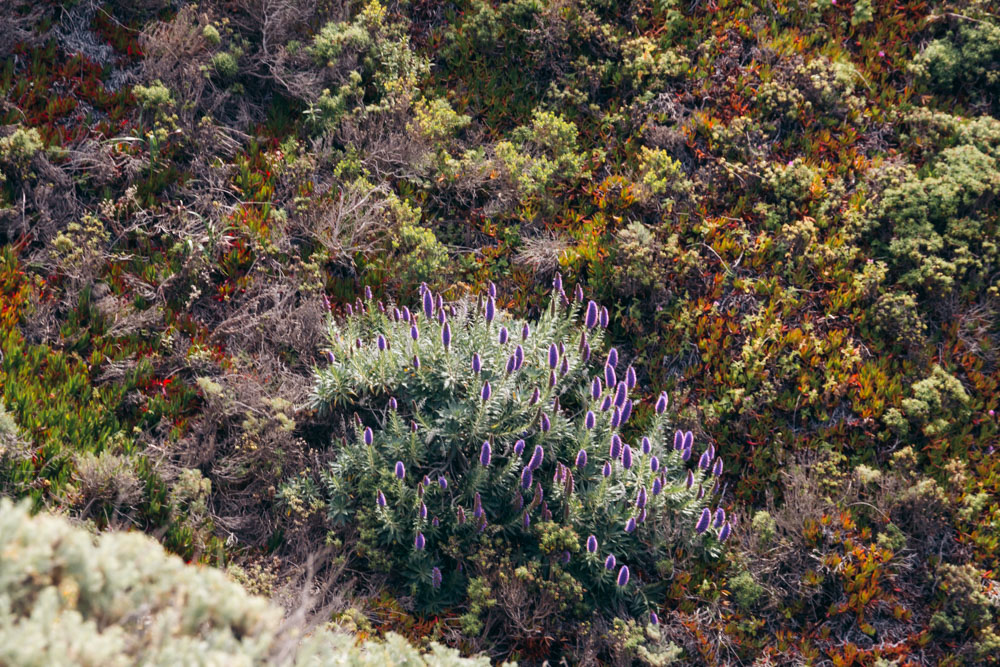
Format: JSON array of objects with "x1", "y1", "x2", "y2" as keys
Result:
[{"x1": 0, "y1": 499, "x2": 491, "y2": 666}]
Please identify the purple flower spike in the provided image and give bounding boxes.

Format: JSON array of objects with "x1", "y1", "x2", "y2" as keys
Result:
[
  {"x1": 683, "y1": 431, "x2": 694, "y2": 451},
  {"x1": 364, "y1": 427, "x2": 373, "y2": 445},
  {"x1": 529, "y1": 387, "x2": 540, "y2": 405},
  {"x1": 521, "y1": 467, "x2": 533, "y2": 489},
  {"x1": 591, "y1": 377, "x2": 602, "y2": 400},
  {"x1": 514, "y1": 439, "x2": 526, "y2": 455},
  {"x1": 625, "y1": 517, "x2": 636, "y2": 533},
  {"x1": 419, "y1": 502, "x2": 427, "y2": 519},
  {"x1": 377, "y1": 334, "x2": 387, "y2": 351},
  {"x1": 600, "y1": 306, "x2": 609, "y2": 328},
  {"x1": 437, "y1": 310, "x2": 446, "y2": 325},
  {"x1": 528, "y1": 445, "x2": 544, "y2": 470},
  {"x1": 365, "y1": 286, "x2": 373, "y2": 300},
  {"x1": 585, "y1": 411, "x2": 596, "y2": 430},
  {"x1": 327, "y1": 350, "x2": 335, "y2": 364},
  {"x1": 695, "y1": 508, "x2": 711, "y2": 534},
  {"x1": 575, "y1": 284, "x2": 584, "y2": 302},
  {"x1": 522, "y1": 323, "x2": 530, "y2": 340},
  {"x1": 553, "y1": 272, "x2": 563, "y2": 294},
  {"x1": 485, "y1": 296, "x2": 495, "y2": 323},
  {"x1": 540, "y1": 413, "x2": 551, "y2": 432},
  {"x1": 515, "y1": 344, "x2": 524, "y2": 368},
  {"x1": 641, "y1": 437, "x2": 651, "y2": 455},
  {"x1": 605, "y1": 364, "x2": 616, "y2": 389},
  {"x1": 377, "y1": 490, "x2": 386, "y2": 508},
  {"x1": 506, "y1": 355, "x2": 516, "y2": 374},
  {"x1": 395, "y1": 461, "x2": 406, "y2": 480},
  {"x1": 436, "y1": 294, "x2": 443, "y2": 311},
  {"x1": 650, "y1": 455, "x2": 660, "y2": 472},
  {"x1": 575, "y1": 449, "x2": 588, "y2": 468},
  {"x1": 561, "y1": 550, "x2": 571, "y2": 564},
  {"x1": 415, "y1": 532, "x2": 426, "y2": 550},
  {"x1": 523, "y1": 512, "x2": 531, "y2": 529},
  {"x1": 712, "y1": 457, "x2": 724, "y2": 477},
  {"x1": 626, "y1": 366, "x2": 637, "y2": 389},
  {"x1": 605, "y1": 554, "x2": 616, "y2": 570},
  {"x1": 686, "y1": 470, "x2": 694, "y2": 489},
  {"x1": 610, "y1": 434, "x2": 622, "y2": 459},
  {"x1": 587, "y1": 535, "x2": 598, "y2": 553},
  {"x1": 682, "y1": 444, "x2": 692, "y2": 462},
  {"x1": 345, "y1": 303, "x2": 353, "y2": 317},
  {"x1": 698, "y1": 450, "x2": 711, "y2": 470},
  {"x1": 652, "y1": 477, "x2": 662, "y2": 495},
  {"x1": 713, "y1": 507, "x2": 725, "y2": 529},
  {"x1": 719, "y1": 522, "x2": 732, "y2": 542},
  {"x1": 413, "y1": 355, "x2": 421, "y2": 370},
  {"x1": 582, "y1": 342, "x2": 591, "y2": 361},
  {"x1": 411, "y1": 421, "x2": 419, "y2": 432},
  {"x1": 442, "y1": 322, "x2": 452, "y2": 349},
  {"x1": 423, "y1": 290, "x2": 434, "y2": 319},
  {"x1": 438, "y1": 476, "x2": 448, "y2": 489},
  {"x1": 488, "y1": 281, "x2": 497, "y2": 298},
  {"x1": 499, "y1": 327, "x2": 509, "y2": 344},
  {"x1": 603, "y1": 461, "x2": 612, "y2": 477},
  {"x1": 480, "y1": 441, "x2": 492, "y2": 466},
  {"x1": 621, "y1": 399, "x2": 633, "y2": 424},
  {"x1": 548, "y1": 344, "x2": 559, "y2": 369},
  {"x1": 481, "y1": 381, "x2": 492, "y2": 401},
  {"x1": 617, "y1": 565, "x2": 630, "y2": 586},
  {"x1": 585, "y1": 300, "x2": 599, "y2": 329},
  {"x1": 656, "y1": 392, "x2": 668, "y2": 415},
  {"x1": 674, "y1": 431, "x2": 684, "y2": 451},
  {"x1": 432, "y1": 567, "x2": 442, "y2": 589},
  {"x1": 403, "y1": 306, "x2": 412, "y2": 322},
  {"x1": 622, "y1": 445, "x2": 633, "y2": 469},
  {"x1": 472, "y1": 353, "x2": 482, "y2": 373},
  {"x1": 614, "y1": 382, "x2": 627, "y2": 409},
  {"x1": 650, "y1": 612, "x2": 660, "y2": 625},
  {"x1": 559, "y1": 355, "x2": 569, "y2": 377},
  {"x1": 606, "y1": 348, "x2": 618, "y2": 368},
  {"x1": 410, "y1": 324, "x2": 419, "y2": 341},
  {"x1": 637, "y1": 486, "x2": 647, "y2": 509},
  {"x1": 610, "y1": 407, "x2": 621, "y2": 429}
]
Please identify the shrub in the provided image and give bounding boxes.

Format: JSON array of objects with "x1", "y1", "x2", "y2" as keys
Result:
[
  {"x1": 299, "y1": 277, "x2": 730, "y2": 653},
  {"x1": 910, "y1": 15, "x2": 1000, "y2": 104},
  {"x1": 0, "y1": 498, "x2": 490, "y2": 665}
]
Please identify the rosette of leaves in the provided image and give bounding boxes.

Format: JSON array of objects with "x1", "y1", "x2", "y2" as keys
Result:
[{"x1": 305, "y1": 280, "x2": 729, "y2": 637}]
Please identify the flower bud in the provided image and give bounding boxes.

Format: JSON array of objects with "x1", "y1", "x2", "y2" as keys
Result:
[
  {"x1": 610, "y1": 434, "x2": 622, "y2": 459},
  {"x1": 650, "y1": 455, "x2": 659, "y2": 472},
  {"x1": 481, "y1": 381, "x2": 492, "y2": 401},
  {"x1": 695, "y1": 508, "x2": 711, "y2": 534},
  {"x1": 415, "y1": 532, "x2": 425, "y2": 550},
  {"x1": 617, "y1": 565, "x2": 630, "y2": 586},
  {"x1": 431, "y1": 566, "x2": 442, "y2": 588},
  {"x1": 480, "y1": 441, "x2": 492, "y2": 466},
  {"x1": 529, "y1": 387, "x2": 540, "y2": 405},
  {"x1": 606, "y1": 348, "x2": 618, "y2": 368},
  {"x1": 622, "y1": 445, "x2": 633, "y2": 469},
  {"x1": 591, "y1": 376, "x2": 602, "y2": 400},
  {"x1": 423, "y1": 290, "x2": 433, "y2": 319},
  {"x1": 520, "y1": 467, "x2": 533, "y2": 489},
  {"x1": 419, "y1": 502, "x2": 427, "y2": 519},
  {"x1": 522, "y1": 323, "x2": 530, "y2": 340},
  {"x1": 600, "y1": 306, "x2": 609, "y2": 328},
  {"x1": 652, "y1": 477, "x2": 662, "y2": 495},
  {"x1": 403, "y1": 306, "x2": 412, "y2": 322},
  {"x1": 626, "y1": 365, "x2": 636, "y2": 389},
  {"x1": 603, "y1": 461, "x2": 612, "y2": 477},
  {"x1": 498, "y1": 326, "x2": 508, "y2": 344},
  {"x1": 575, "y1": 449, "x2": 588, "y2": 468},
  {"x1": 395, "y1": 461, "x2": 405, "y2": 479},
  {"x1": 377, "y1": 490, "x2": 386, "y2": 508},
  {"x1": 441, "y1": 322, "x2": 452, "y2": 349},
  {"x1": 488, "y1": 281, "x2": 496, "y2": 298},
  {"x1": 605, "y1": 554, "x2": 616, "y2": 570},
  {"x1": 438, "y1": 476, "x2": 448, "y2": 489},
  {"x1": 548, "y1": 344, "x2": 559, "y2": 369},
  {"x1": 364, "y1": 427, "x2": 373, "y2": 445},
  {"x1": 410, "y1": 324, "x2": 419, "y2": 340},
  {"x1": 585, "y1": 411, "x2": 596, "y2": 430},
  {"x1": 514, "y1": 439, "x2": 526, "y2": 455},
  {"x1": 574, "y1": 283, "x2": 584, "y2": 302},
  {"x1": 528, "y1": 445, "x2": 544, "y2": 470},
  {"x1": 540, "y1": 412, "x2": 551, "y2": 432},
  {"x1": 719, "y1": 522, "x2": 732, "y2": 542},
  {"x1": 625, "y1": 517, "x2": 636, "y2": 533},
  {"x1": 553, "y1": 272, "x2": 563, "y2": 294},
  {"x1": 515, "y1": 344, "x2": 524, "y2": 368},
  {"x1": 621, "y1": 399, "x2": 632, "y2": 424},
  {"x1": 636, "y1": 486, "x2": 647, "y2": 509},
  {"x1": 712, "y1": 457, "x2": 724, "y2": 477},
  {"x1": 655, "y1": 392, "x2": 668, "y2": 415},
  {"x1": 585, "y1": 300, "x2": 599, "y2": 329},
  {"x1": 485, "y1": 296, "x2": 495, "y2": 323}
]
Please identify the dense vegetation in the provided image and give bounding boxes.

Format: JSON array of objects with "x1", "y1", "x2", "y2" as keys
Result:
[{"x1": 1, "y1": 0, "x2": 999, "y2": 663}]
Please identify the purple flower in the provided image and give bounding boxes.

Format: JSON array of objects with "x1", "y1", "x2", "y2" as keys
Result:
[
  {"x1": 650, "y1": 455, "x2": 659, "y2": 472},
  {"x1": 377, "y1": 490, "x2": 386, "y2": 508},
  {"x1": 561, "y1": 550, "x2": 571, "y2": 564},
  {"x1": 506, "y1": 354, "x2": 516, "y2": 374},
  {"x1": 485, "y1": 296, "x2": 495, "y2": 323},
  {"x1": 515, "y1": 344, "x2": 524, "y2": 368},
  {"x1": 610, "y1": 434, "x2": 622, "y2": 459},
  {"x1": 442, "y1": 322, "x2": 452, "y2": 349},
  {"x1": 673, "y1": 430, "x2": 684, "y2": 451},
  {"x1": 413, "y1": 355, "x2": 421, "y2": 370},
  {"x1": 415, "y1": 532, "x2": 426, "y2": 550},
  {"x1": 603, "y1": 461, "x2": 612, "y2": 477},
  {"x1": 652, "y1": 477, "x2": 662, "y2": 495},
  {"x1": 610, "y1": 407, "x2": 621, "y2": 428},
  {"x1": 403, "y1": 306, "x2": 411, "y2": 322},
  {"x1": 582, "y1": 342, "x2": 591, "y2": 361},
  {"x1": 650, "y1": 612, "x2": 659, "y2": 625},
  {"x1": 585, "y1": 300, "x2": 599, "y2": 329},
  {"x1": 622, "y1": 445, "x2": 633, "y2": 469},
  {"x1": 586, "y1": 535, "x2": 598, "y2": 553},
  {"x1": 438, "y1": 310, "x2": 447, "y2": 325},
  {"x1": 600, "y1": 306, "x2": 609, "y2": 328},
  {"x1": 523, "y1": 512, "x2": 531, "y2": 529},
  {"x1": 419, "y1": 502, "x2": 428, "y2": 519},
  {"x1": 626, "y1": 366, "x2": 637, "y2": 389},
  {"x1": 719, "y1": 522, "x2": 732, "y2": 542},
  {"x1": 585, "y1": 411, "x2": 596, "y2": 429},
  {"x1": 529, "y1": 387, "x2": 540, "y2": 405},
  {"x1": 395, "y1": 461, "x2": 405, "y2": 480},
  {"x1": 614, "y1": 382, "x2": 627, "y2": 409},
  {"x1": 345, "y1": 303, "x2": 353, "y2": 317},
  {"x1": 559, "y1": 356, "x2": 569, "y2": 377},
  {"x1": 410, "y1": 324, "x2": 419, "y2": 341},
  {"x1": 695, "y1": 508, "x2": 711, "y2": 534},
  {"x1": 411, "y1": 421, "x2": 419, "y2": 432},
  {"x1": 521, "y1": 467, "x2": 533, "y2": 489},
  {"x1": 636, "y1": 486, "x2": 647, "y2": 509},
  {"x1": 605, "y1": 365, "x2": 618, "y2": 390},
  {"x1": 684, "y1": 431, "x2": 694, "y2": 451},
  {"x1": 423, "y1": 290, "x2": 434, "y2": 319},
  {"x1": 605, "y1": 554, "x2": 616, "y2": 570},
  {"x1": 606, "y1": 348, "x2": 618, "y2": 368},
  {"x1": 355, "y1": 338, "x2": 362, "y2": 349},
  {"x1": 575, "y1": 449, "x2": 588, "y2": 468},
  {"x1": 498, "y1": 326, "x2": 508, "y2": 344},
  {"x1": 706, "y1": 443, "x2": 715, "y2": 461},
  {"x1": 712, "y1": 457, "x2": 724, "y2": 477},
  {"x1": 438, "y1": 476, "x2": 448, "y2": 489},
  {"x1": 432, "y1": 515, "x2": 440, "y2": 526},
  {"x1": 625, "y1": 517, "x2": 636, "y2": 533},
  {"x1": 522, "y1": 323, "x2": 530, "y2": 340},
  {"x1": 617, "y1": 565, "x2": 630, "y2": 586},
  {"x1": 656, "y1": 392, "x2": 668, "y2": 415},
  {"x1": 431, "y1": 567, "x2": 442, "y2": 589},
  {"x1": 364, "y1": 427, "x2": 373, "y2": 445},
  {"x1": 540, "y1": 413, "x2": 551, "y2": 432},
  {"x1": 553, "y1": 272, "x2": 563, "y2": 294},
  {"x1": 480, "y1": 441, "x2": 492, "y2": 466},
  {"x1": 621, "y1": 400, "x2": 632, "y2": 424},
  {"x1": 481, "y1": 381, "x2": 492, "y2": 401},
  {"x1": 377, "y1": 334, "x2": 387, "y2": 351},
  {"x1": 682, "y1": 444, "x2": 692, "y2": 462},
  {"x1": 472, "y1": 353, "x2": 482, "y2": 373},
  {"x1": 327, "y1": 350, "x2": 335, "y2": 363},
  {"x1": 641, "y1": 437, "x2": 651, "y2": 455},
  {"x1": 591, "y1": 377, "x2": 602, "y2": 400},
  {"x1": 528, "y1": 445, "x2": 544, "y2": 470},
  {"x1": 698, "y1": 450, "x2": 711, "y2": 470},
  {"x1": 713, "y1": 507, "x2": 725, "y2": 529},
  {"x1": 575, "y1": 284, "x2": 584, "y2": 302},
  {"x1": 514, "y1": 439, "x2": 526, "y2": 456},
  {"x1": 488, "y1": 281, "x2": 497, "y2": 298},
  {"x1": 686, "y1": 470, "x2": 694, "y2": 489},
  {"x1": 548, "y1": 344, "x2": 559, "y2": 369}
]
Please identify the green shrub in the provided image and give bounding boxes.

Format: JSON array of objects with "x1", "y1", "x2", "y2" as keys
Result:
[
  {"x1": 298, "y1": 279, "x2": 729, "y2": 650},
  {"x1": 0, "y1": 498, "x2": 490, "y2": 665},
  {"x1": 910, "y1": 16, "x2": 1000, "y2": 102}
]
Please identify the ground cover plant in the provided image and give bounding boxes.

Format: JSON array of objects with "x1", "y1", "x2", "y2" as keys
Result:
[{"x1": 1, "y1": 0, "x2": 1000, "y2": 664}]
